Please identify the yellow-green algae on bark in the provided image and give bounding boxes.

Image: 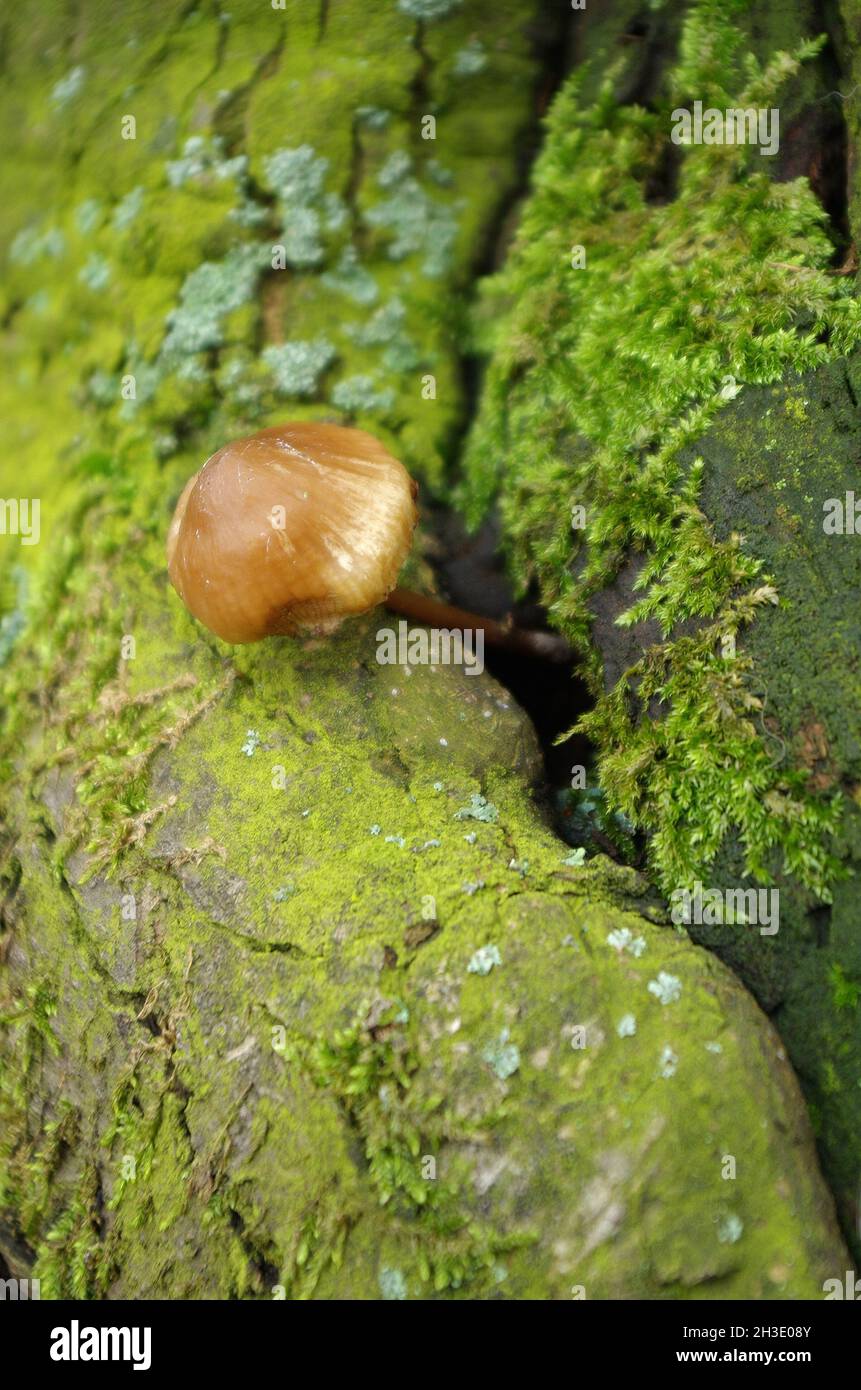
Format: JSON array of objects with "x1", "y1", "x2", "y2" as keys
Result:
[
  {"x1": 0, "y1": 0, "x2": 851, "y2": 1298},
  {"x1": 1, "y1": 609, "x2": 852, "y2": 1298},
  {"x1": 462, "y1": 0, "x2": 861, "y2": 1254}
]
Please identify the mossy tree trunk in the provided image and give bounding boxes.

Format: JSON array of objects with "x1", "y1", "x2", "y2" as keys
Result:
[{"x1": 0, "y1": 0, "x2": 853, "y2": 1298}]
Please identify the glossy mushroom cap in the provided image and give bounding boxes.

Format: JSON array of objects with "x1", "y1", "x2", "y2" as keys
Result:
[{"x1": 167, "y1": 422, "x2": 418, "y2": 643}]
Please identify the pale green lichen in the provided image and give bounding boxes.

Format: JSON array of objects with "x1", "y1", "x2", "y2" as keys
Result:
[
  {"x1": 648, "y1": 972, "x2": 682, "y2": 1006},
  {"x1": 378, "y1": 1265, "x2": 408, "y2": 1299},
  {"x1": 321, "y1": 246, "x2": 379, "y2": 305},
  {"x1": 453, "y1": 39, "x2": 487, "y2": 76},
  {"x1": 355, "y1": 106, "x2": 391, "y2": 130},
  {"x1": 453, "y1": 794, "x2": 498, "y2": 823},
  {"x1": 330, "y1": 374, "x2": 395, "y2": 413},
  {"x1": 0, "y1": 568, "x2": 28, "y2": 668},
  {"x1": 481, "y1": 1029, "x2": 520, "y2": 1081},
  {"x1": 397, "y1": 0, "x2": 462, "y2": 19},
  {"x1": 10, "y1": 226, "x2": 65, "y2": 265},
  {"x1": 717, "y1": 1214, "x2": 744, "y2": 1245},
  {"x1": 262, "y1": 339, "x2": 337, "y2": 397},
  {"x1": 365, "y1": 160, "x2": 460, "y2": 276},
  {"x1": 161, "y1": 244, "x2": 268, "y2": 359},
  {"x1": 166, "y1": 136, "x2": 247, "y2": 189},
  {"x1": 467, "y1": 944, "x2": 502, "y2": 975},
  {"x1": 112, "y1": 187, "x2": 145, "y2": 232},
  {"x1": 75, "y1": 200, "x2": 102, "y2": 234},
  {"x1": 607, "y1": 928, "x2": 646, "y2": 958},
  {"x1": 658, "y1": 1045, "x2": 679, "y2": 1079},
  {"x1": 347, "y1": 298, "x2": 419, "y2": 371},
  {"x1": 78, "y1": 255, "x2": 111, "y2": 291},
  {"x1": 50, "y1": 66, "x2": 85, "y2": 107},
  {"x1": 426, "y1": 159, "x2": 454, "y2": 187},
  {"x1": 262, "y1": 145, "x2": 334, "y2": 268}
]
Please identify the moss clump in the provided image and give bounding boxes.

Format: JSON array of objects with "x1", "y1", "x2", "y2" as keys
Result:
[
  {"x1": 279, "y1": 1003, "x2": 530, "y2": 1296},
  {"x1": 463, "y1": 0, "x2": 861, "y2": 900}
]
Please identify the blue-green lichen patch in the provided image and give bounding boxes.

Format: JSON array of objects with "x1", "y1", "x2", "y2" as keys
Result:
[
  {"x1": 262, "y1": 339, "x2": 337, "y2": 398},
  {"x1": 453, "y1": 793, "x2": 498, "y2": 823}
]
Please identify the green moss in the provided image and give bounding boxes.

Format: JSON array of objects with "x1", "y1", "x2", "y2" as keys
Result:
[
  {"x1": 462, "y1": 0, "x2": 861, "y2": 900},
  {"x1": 830, "y1": 964, "x2": 860, "y2": 1011},
  {"x1": 32, "y1": 1181, "x2": 114, "y2": 1300},
  {"x1": 277, "y1": 1004, "x2": 530, "y2": 1295}
]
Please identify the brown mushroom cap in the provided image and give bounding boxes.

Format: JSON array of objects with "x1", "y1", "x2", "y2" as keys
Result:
[{"x1": 167, "y1": 422, "x2": 418, "y2": 643}]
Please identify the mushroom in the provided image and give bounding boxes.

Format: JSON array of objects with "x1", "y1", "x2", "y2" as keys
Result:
[
  {"x1": 167, "y1": 421, "x2": 572, "y2": 662},
  {"x1": 167, "y1": 422, "x2": 418, "y2": 643}
]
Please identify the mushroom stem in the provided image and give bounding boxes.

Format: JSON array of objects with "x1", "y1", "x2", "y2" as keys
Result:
[{"x1": 383, "y1": 588, "x2": 574, "y2": 664}]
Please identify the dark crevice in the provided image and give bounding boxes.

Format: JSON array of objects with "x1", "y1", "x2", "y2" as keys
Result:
[
  {"x1": 808, "y1": 901, "x2": 832, "y2": 948},
  {"x1": 417, "y1": 3, "x2": 610, "y2": 854},
  {"x1": 0, "y1": 17, "x2": 10, "y2": 80},
  {"x1": 0, "y1": 847, "x2": 22, "y2": 935},
  {"x1": 0, "y1": 297, "x2": 22, "y2": 332},
  {"x1": 345, "y1": 114, "x2": 368, "y2": 253},
  {"x1": 817, "y1": 0, "x2": 854, "y2": 255},
  {"x1": 138, "y1": 1009, "x2": 162, "y2": 1039},
  {"x1": 214, "y1": 9, "x2": 230, "y2": 70},
  {"x1": 0, "y1": 1220, "x2": 36, "y2": 1278},
  {"x1": 67, "y1": 0, "x2": 201, "y2": 169},
  {"x1": 450, "y1": 3, "x2": 581, "y2": 473},
  {"x1": 408, "y1": 21, "x2": 435, "y2": 155},
  {"x1": 422, "y1": 504, "x2": 646, "y2": 865},
  {"x1": 212, "y1": 34, "x2": 285, "y2": 156},
  {"x1": 181, "y1": 7, "x2": 232, "y2": 116},
  {"x1": 426, "y1": 506, "x2": 591, "y2": 783},
  {"x1": 92, "y1": 1164, "x2": 106, "y2": 1239},
  {"x1": 615, "y1": 6, "x2": 681, "y2": 109},
  {"x1": 227, "y1": 1205, "x2": 281, "y2": 1288},
  {"x1": 775, "y1": 6, "x2": 851, "y2": 255},
  {"x1": 644, "y1": 137, "x2": 681, "y2": 205}
]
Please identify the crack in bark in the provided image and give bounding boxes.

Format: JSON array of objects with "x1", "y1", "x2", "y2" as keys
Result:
[
  {"x1": 67, "y1": 0, "x2": 203, "y2": 169},
  {"x1": 212, "y1": 32, "x2": 285, "y2": 156}
]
